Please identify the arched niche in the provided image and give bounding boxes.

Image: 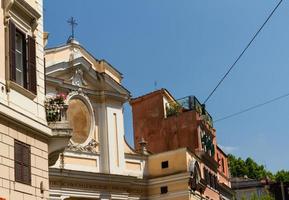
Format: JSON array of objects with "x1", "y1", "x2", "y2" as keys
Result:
[{"x1": 66, "y1": 90, "x2": 95, "y2": 146}]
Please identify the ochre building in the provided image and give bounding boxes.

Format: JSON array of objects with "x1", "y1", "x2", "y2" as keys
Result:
[{"x1": 130, "y1": 89, "x2": 234, "y2": 199}]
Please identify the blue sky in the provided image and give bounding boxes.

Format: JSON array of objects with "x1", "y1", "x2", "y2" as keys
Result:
[{"x1": 44, "y1": 0, "x2": 289, "y2": 172}]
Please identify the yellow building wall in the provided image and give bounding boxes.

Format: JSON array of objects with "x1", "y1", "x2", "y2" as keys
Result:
[
  {"x1": 148, "y1": 148, "x2": 188, "y2": 178},
  {"x1": 65, "y1": 156, "x2": 97, "y2": 167},
  {"x1": 125, "y1": 161, "x2": 141, "y2": 171},
  {"x1": 148, "y1": 181, "x2": 188, "y2": 195}
]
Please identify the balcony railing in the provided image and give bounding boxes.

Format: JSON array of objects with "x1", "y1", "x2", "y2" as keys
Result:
[
  {"x1": 45, "y1": 94, "x2": 67, "y2": 122},
  {"x1": 166, "y1": 96, "x2": 213, "y2": 127}
]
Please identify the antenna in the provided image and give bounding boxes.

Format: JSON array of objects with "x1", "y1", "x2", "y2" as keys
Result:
[{"x1": 154, "y1": 81, "x2": 157, "y2": 90}]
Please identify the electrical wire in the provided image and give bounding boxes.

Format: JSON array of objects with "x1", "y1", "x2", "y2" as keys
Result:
[
  {"x1": 203, "y1": 0, "x2": 283, "y2": 104},
  {"x1": 214, "y1": 92, "x2": 289, "y2": 123}
]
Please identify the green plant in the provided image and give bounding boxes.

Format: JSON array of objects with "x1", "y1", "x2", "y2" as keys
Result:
[
  {"x1": 45, "y1": 93, "x2": 66, "y2": 122},
  {"x1": 166, "y1": 102, "x2": 182, "y2": 117}
]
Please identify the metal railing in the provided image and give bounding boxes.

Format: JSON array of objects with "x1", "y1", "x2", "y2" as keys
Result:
[
  {"x1": 166, "y1": 95, "x2": 213, "y2": 127},
  {"x1": 46, "y1": 104, "x2": 68, "y2": 123}
]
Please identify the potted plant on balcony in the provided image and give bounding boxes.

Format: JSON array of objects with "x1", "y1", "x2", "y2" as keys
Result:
[
  {"x1": 45, "y1": 93, "x2": 67, "y2": 122},
  {"x1": 166, "y1": 102, "x2": 182, "y2": 117}
]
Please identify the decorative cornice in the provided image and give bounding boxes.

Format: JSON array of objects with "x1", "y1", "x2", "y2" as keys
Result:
[
  {"x1": 49, "y1": 168, "x2": 147, "y2": 195},
  {"x1": 3, "y1": 0, "x2": 41, "y2": 28}
]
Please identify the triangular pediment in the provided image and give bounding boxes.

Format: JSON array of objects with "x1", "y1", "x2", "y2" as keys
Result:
[
  {"x1": 45, "y1": 41, "x2": 123, "y2": 83},
  {"x1": 46, "y1": 57, "x2": 130, "y2": 100}
]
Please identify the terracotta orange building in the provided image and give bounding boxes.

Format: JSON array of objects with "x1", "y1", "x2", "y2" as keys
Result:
[{"x1": 130, "y1": 89, "x2": 233, "y2": 200}]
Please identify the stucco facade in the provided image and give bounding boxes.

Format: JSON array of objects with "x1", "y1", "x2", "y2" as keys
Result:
[
  {"x1": 0, "y1": 1, "x2": 70, "y2": 199},
  {"x1": 45, "y1": 39, "x2": 148, "y2": 199},
  {"x1": 1, "y1": 1, "x2": 234, "y2": 199},
  {"x1": 130, "y1": 89, "x2": 234, "y2": 200}
]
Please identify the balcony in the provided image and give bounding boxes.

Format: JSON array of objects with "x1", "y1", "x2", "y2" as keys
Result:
[
  {"x1": 45, "y1": 94, "x2": 72, "y2": 166},
  {"x1": 166, "y1": 95, "x2": 213, "y2": 127}
]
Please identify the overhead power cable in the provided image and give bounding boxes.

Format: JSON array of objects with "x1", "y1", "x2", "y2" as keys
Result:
[
  {"x1": 214, "y1": 91, "x2": 289, "y2": 123},
  {"x1": 203, "y1": 0, "x2": 283, "y2": 104}
]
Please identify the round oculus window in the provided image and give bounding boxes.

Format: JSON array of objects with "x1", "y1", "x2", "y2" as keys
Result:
[{"x1": 67, "y1": 98, "x2": 91, "y2": 144}]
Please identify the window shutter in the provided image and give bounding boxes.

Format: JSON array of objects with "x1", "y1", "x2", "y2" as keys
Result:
[
  {"x1": 14, "y1": 140, "x2": 31, "y2": 184},
  {"x1": 22, "y1": 144, "x2": 30, "y2": 166},
  {"x1": 9, "y1": 21, "x2": 16, "y2": 81},
  {"x1": 27, "y1": 36, "x2": 37, "y2": 94},
  {"x1": 14, "y1": 142, "x2": 22, "y2": 162},
  {"x1": 15, "y1": 162, "x2": 22, "y2": 182},
  {"x1": 22, "y1": 145, "x2": 31, "y2": 184},
  {"x1": 15, "y1": 141, "x2": 22, "y2": 182}
]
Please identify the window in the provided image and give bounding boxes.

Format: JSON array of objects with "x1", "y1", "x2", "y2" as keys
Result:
[
  {"x1": 15, "y1": 30, "x2": 26, "y2": 86},
  {"x1": 9, "y1": 21, "x2": 37, "y2": 94},
  {"x1": 203, "y1": 167, "x2": 218, "y2": 190},
  {"x1": 161, "y1": 161, "x2": 169, "y2": 169},
  {"x1": 222, "y1": 158, "x2": 225, "y2": 173},
  {"x1": 160, "y1": 186, "x2": 168, "y2": 194},
  {"x1": 201, "y1": 130, "x2": 215, "y2": 157},
  {"x1": 14, "y1": 140, "x2": 31, "y2": 185}
]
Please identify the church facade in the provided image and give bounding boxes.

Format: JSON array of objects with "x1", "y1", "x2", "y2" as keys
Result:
[{"x1": 45, "y1": 38, "x2": 148, "y2": 199}]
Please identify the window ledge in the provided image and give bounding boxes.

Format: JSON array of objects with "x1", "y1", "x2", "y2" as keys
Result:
[{"x1": 8, "y1": 81, "x2": 36, "y2": 100}]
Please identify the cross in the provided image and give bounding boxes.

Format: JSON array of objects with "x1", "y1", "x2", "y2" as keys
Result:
[{"x1": 67, "y1": 17, "x2": 78, "y2": 39}]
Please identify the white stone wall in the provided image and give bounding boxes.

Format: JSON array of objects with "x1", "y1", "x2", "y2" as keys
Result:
[
  {"x1": 0, "y1": 0, "x2": 47, "y2": 125},
  {"x1": 106, "y1": 104, "x2": 126, "y2": 175}
]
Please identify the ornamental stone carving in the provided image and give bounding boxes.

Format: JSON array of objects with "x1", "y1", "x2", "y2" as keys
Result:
[
  {"x1": 70, "y1": 68, "x2": 87, "y2": 87},
  {"x1": 66, "y1": 139, "x2": 98, "y2": 153}
]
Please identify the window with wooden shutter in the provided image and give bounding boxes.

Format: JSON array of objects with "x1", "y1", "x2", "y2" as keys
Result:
[
  {"x1": 9, "y1": 20, "x2": 37, "y2": 94},
  {"x1": 14, "y1": 140, "x2": 31, "y2": 185},
  {"x1": 27, "y1": 36, "x2": 37, "y2": 94},
  {"x1": 9, "y1": 21, "x2": 16, "y2": 82}
]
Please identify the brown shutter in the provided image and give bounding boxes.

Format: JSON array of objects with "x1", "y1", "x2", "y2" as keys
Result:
[
  {"x1": 22, "y1": 144, "x2": 31, "y2": 184},
  {"x1": 9, "y1": 21, "x2": 16, "y2": 81},
  {"x1": 44, "y1": 57, "x2": 46, "y2": 95},
  {"x1": 14, "y1": 141, "x2": 22, "y2": 181},
  {"x1": 14, "y1": 140, "x2": 31, "y2": 184},
  {"x1": 27, "y1": 36, "x2": 37, "y2": 94}
]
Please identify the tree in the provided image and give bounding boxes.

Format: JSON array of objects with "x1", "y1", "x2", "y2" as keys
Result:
[
  {"x1": 274, "y1": 170, "x2": 289, "y2": 182},
  {"x1": 228, "y1": 154, "x2": 289, "y2": 183},
  {"x1": 228, "y1": 154, "x2": 272, "y2": 180}
]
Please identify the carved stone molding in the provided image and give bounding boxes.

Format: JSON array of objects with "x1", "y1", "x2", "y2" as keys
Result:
[
  {"x1": 66, "y1": 139, "x2": 98, "y2": 153},
  {"x1": 70, "y1": 68, "x2": 87, "y2": 87},
  {"x1": 66, "y1": 88, "x2": 89, "y2": 103}
]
